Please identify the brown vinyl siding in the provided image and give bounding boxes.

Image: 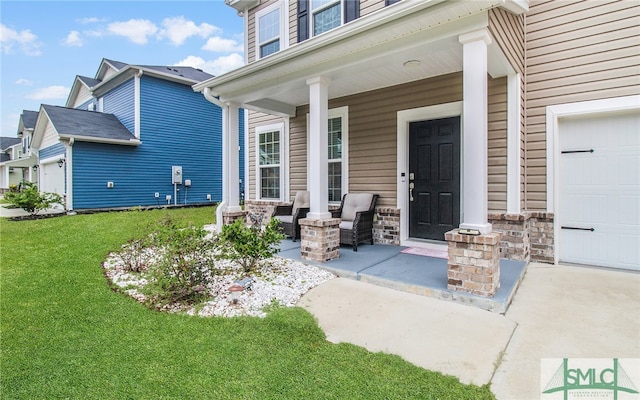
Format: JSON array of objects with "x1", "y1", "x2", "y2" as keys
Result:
[
  {"x1": 249, "y1": 72, "x2": 510, "y2": 210},
  {"x1": 361, "y1": 0, "x2": 386, "y2": 17},
  {"x1": 524, "y1": 0, "x2": 640, "y2": 210},
  {"x1": 489, "y1": 7, "x2": 526, "y2": 210},
  {"x1": 287, "y1": 73, "x2": 464, "y2": 209},
  {"x1": 488, "y1": 76, "x2": 508, "y2": 212}
]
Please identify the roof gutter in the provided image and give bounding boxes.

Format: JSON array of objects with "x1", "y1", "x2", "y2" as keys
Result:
[
  {"x1": 204, "y1": 87, "x2": 228, "y2": 231},
  {"x1": 59, "y1": 135, "x2": 141, "y2": 146}
]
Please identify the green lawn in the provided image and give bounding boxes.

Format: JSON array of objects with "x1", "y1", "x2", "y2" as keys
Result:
[{"x1": 0, "y1": 207, "x2": 495, "y2": 399}]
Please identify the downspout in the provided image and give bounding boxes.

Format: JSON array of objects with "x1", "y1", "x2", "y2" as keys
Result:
[
  {"x1": 135, "y1": 70, "x2": 143, "y2": 139},
  {"x1": 204, "y1": 87, "x2": 228, "y2": 231}
]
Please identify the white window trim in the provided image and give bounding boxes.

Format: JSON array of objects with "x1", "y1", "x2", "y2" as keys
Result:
[
  {"x1": 255, "y1": 121, "x2": 288, "y2": 202},
  {"x1": 306, "y1": 105, "x2": 349, "y2": 204},
  {"x1": 255, "y1": 1, "x2": 289, "y2": 60},
  {"x1": 311, "y1": 0, "x2": 343, "y2": 37}
]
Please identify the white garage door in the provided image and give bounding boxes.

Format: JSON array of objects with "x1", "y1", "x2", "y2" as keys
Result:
[
  {"x1": 40, "y1": 162, "x2": 65, "y2": 197},
  {"x1": 559, "y1": 111, "x2": 640, "y2": 270}
]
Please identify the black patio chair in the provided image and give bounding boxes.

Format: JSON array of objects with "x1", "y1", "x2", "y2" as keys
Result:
[
  {"x1": 331, "y1": 193, "x2": 379, "y2": 251},
  {"x1": 271, "y1": 191, "x2": 310, "y2": 242}
]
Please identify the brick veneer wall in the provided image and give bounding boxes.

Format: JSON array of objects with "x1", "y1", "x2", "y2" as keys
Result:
[
  {"x1": 489, "y1": 211, "x2": 554, "y2": 264},
  {"x1": 529, "y1": 212, "x2": 554, "y2": 264},
  {"x1": 374, "y1": 208, "x2": 400, "y2": 245},
  {"x1": 244, "y1": 200, "x2": 285, "y2": 222}
]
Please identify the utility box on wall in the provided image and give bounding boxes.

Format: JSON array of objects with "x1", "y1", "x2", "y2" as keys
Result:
[{"x1": 171, "y1": 166, "x2": 182, "y2": 184}]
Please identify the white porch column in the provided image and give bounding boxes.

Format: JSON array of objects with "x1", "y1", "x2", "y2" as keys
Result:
[
  {"x1": 306, "y1": 76, "x2": 331, "y2": 219},
  {"x1": 459, "y1": 29, "x2": 492, "y2": 234},
  {"x1": 507, "y1": 73, "x2": 522, "y2": 214},
  {"x1": 225, "y1": 102, "x2": 241, "y2": 212}
]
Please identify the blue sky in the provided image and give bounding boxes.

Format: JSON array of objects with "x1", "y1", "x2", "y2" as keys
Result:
[{"x1": 0, "y1": 0, "x2": 244, "y2": 136}]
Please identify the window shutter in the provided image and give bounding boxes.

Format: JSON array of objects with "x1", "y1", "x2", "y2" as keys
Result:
[
  {"x1": 297, "y1": 0, "x2": 309, "y2": 42},
  {"x1": 344, "y1": 0, "x2": 360, "y2": 23}
]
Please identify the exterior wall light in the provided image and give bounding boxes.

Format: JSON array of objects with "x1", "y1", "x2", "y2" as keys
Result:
[{"x1": 57, "y1": 158, "x2": 65, "y2": 168}]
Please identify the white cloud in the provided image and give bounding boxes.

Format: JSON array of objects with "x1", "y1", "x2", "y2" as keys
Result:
[
  {"x1": 0, "y1": 23, "x2": 42, "y2": 56},
  {"x1": 107, "y1": 19, "x2": 158, "y2": 45},
  {"x1": 15, "y1": 78, "x2": 33, "y2": 85},
  {"x1": 201, "y1": 36, "x2": 243, "y2": 53},
  {"x1": 159, "y1": 16, "x2": 219, "y2": 46},
  {"x1": 78, "y1": 17, "x2": 104, "y2": 24},
  {"x1": 26, "y1": 86, "x2": 69, "y2": 100},
  {"x1": 63, "y1": 31, "x2": 83, "y2": 47},
  {"x1": 176, "y1": 53, "x2": 244, "y2": 76}
]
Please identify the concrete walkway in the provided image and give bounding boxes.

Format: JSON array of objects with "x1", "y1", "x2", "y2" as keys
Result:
[
  {"x1": 298, "y1": 262, "x2": 640, "y2": 398},
  {"x1": 0, "y1": 203, "x2": 65, "y2": 218}
]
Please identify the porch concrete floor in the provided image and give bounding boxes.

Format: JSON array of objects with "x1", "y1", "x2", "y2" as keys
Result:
[{"x1": 278, "y1": 240, "x2": 527, "y2": 314}]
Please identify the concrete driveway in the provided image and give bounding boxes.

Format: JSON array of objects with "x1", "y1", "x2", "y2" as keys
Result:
[{"x1": 298, "y1": 262, "x2": 640, "y2": 399}]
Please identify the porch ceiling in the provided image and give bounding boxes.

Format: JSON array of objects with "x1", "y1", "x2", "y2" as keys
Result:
[{"x1": 194, "y1": 0, "x2": 519, "y2": 117}]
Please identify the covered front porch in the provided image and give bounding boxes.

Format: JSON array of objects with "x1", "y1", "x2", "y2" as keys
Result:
[
  {"x1": 278, "y1": 238, "x2": 527, "y2": 313},
  {"x1": 194, "y1": 0, "x2": 530, "y2": 299}
]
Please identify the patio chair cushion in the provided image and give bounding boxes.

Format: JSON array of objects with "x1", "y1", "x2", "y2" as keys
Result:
[
  {"x1": 340, "y1": 193, "x2": 374, "y2": 221},
  {"x1": 291, "y1": 191, "x2": 310, "y2": 215},
  {"x1": 274, "y1": 215, "x2": 294, "y2": 224},
  {"x1": 339, "y1": 220, "x2": 354, "y2": 230}
]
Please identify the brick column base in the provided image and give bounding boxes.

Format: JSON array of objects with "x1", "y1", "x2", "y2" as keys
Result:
[
  {"x1": 299, "y1": 218, "x2": 340, "y2": 263},
  {"x1": 222, "y1": 210, "x2": 248, "y2": 225},
  {"x1": 445, "y1": 229, "x2": 503, "y2": 298}
]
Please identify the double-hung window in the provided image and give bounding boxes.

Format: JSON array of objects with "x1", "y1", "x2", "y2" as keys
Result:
[
  {"x1": 297, "y1": 0, "x2": 359, "y2": 42},
  {"x1": 307, "y1": 106, "x2": 348, "y2": 203},
  {"x1": 311, "y1": 0, "x2": 341, "y2": 36},
  {"x1": 256, "y1": 3, "x2": 287, "y2": 59},
  {"x1": 256, "y1": 123, "x2": 285, "y2": 200}
]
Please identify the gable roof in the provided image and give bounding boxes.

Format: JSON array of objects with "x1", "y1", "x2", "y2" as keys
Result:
[
  {"x1": 20, "y1": 110, "x2": 39, "y2": 130},
  {"x1": 68, "y1": 58, "x2": 215, "y2": 101},
  {"x1": 78, "y1": 75, "x2": 101, "y2": 88},
  {"x1": 0, "y1": 137, "x2": 21, "y2": 151},
  {"x1": 40, "y1": 105, "x2": 140, "y2": 146}
]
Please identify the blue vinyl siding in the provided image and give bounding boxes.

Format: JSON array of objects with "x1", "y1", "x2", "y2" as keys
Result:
[
  {"x1": 71, "y1": 76, "x2": 244, "y2": 209},
  {"x1": 77, "y1": 98, "x2": 98, "y2": 111},
  {"x1": 103, "y1": 78, "x2": 135, "y2": 132},
  {"x1": 39, "y1": 143, "x2": 65, "y2": 160}
]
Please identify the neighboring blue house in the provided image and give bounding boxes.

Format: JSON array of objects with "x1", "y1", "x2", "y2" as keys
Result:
[{"x1": 30, "y1": 58, "x2": 244, "y2": 210}]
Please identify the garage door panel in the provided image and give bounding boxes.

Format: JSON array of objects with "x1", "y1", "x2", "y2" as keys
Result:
[
  {"x1": 618, "y1": 195, "x2": 640, "y2": 226},
  {"x1": 559, "y1": 111, "x2": 640, "y2": 270}
]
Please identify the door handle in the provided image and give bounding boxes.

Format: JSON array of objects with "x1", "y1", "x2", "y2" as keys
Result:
[{"x1": 409, "y1": 182, "x2": 414, "y2": 202}]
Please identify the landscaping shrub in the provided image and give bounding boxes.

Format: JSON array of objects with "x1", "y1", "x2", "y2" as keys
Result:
[
  {"x1": 4, "y1": 181, "x2": 63, "y2": 215},
  {"x1": 142, "y1": 216, "x2": 217, "y2": 307},
  {"x1": 216, "y1": 215, "x2": 284, "y2": 273}
]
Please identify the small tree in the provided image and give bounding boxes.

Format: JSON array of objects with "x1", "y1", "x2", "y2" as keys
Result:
[
  {"x1": 4, "y1": 181, "x2": 63, "y2": 215},
  {"x1": 216, "y1": 216, "x2": 284, "y2": 274}
]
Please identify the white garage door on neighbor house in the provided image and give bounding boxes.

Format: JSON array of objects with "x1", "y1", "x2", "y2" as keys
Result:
[
  {"x1": 559, "y1": 111, "x2": 640, "y2": 271},
  {"x1": 40, "y1": 162, "x2": 65, "y2": 198}
]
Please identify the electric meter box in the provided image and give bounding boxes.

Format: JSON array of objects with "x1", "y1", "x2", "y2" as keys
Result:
[{"x1": 171, "y1": 166, "x2": 182, "y2": 184}]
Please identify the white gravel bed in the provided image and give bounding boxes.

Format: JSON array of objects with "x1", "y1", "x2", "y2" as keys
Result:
[{"x1": 102, "y1": 225, "x2": 335, "y2": 318}]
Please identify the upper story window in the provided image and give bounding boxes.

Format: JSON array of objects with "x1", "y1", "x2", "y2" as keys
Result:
[
  {"x1": 297, "y1": 0, "x2": 359, "y2": 42},
  {"x1": 256, "y1": 3, "x2": 287, "y2": 59},
  {"x1": 312, "y1": 0, "x2": 341, "y2": 36}
]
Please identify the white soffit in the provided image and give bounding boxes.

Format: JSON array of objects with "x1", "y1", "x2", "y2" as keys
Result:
[{"x1": 199, "y1": 0, "x2": 505, "y2": 112}]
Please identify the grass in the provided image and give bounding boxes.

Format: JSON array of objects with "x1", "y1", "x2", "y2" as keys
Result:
[{"x1": 0, "y1": 207, "x2": 495, "y2": 399}]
